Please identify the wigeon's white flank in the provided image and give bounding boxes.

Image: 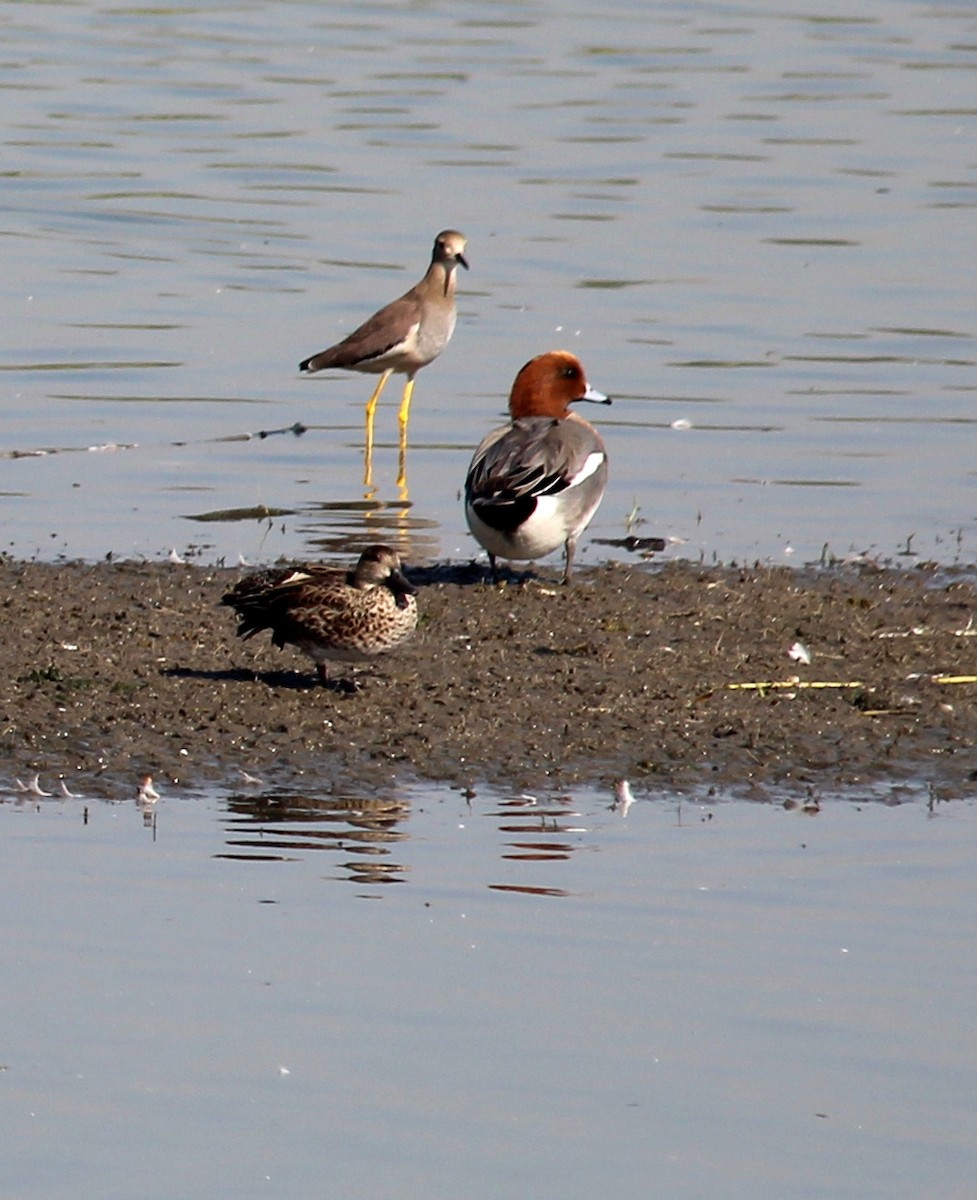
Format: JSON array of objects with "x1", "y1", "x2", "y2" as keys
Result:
[
  {"x1": 221, "y1": 544, "x2": 418, "y2": 687},
  {"x1": 299, "y1": 230, "x2": 469, "y2": 437},
  {"x1": 464, "y1": 350, "x2": 611, "y2": 584}
]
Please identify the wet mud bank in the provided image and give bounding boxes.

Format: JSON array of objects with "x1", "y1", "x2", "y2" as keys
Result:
[{"x1": 2, "y1": 556, "x2": 976, "y2": 800}]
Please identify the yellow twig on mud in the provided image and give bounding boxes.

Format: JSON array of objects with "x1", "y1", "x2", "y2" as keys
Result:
[{"x1": 728, "y1": 675, "x2": 977, "y2": 693}]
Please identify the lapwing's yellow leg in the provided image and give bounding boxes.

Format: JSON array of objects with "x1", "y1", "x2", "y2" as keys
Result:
[
  {"x1": 397, "y1": 439, "x2": 409, "y2": 502},
  {"x1": 397, "y1": 375, "x2": 416, "y2": 430},
  {"x1": 395, "y1": 376, "x2": 416, "y2": 490},
  {"x1": 363, "y1": 369, "x2": 392, "y2": 488}
]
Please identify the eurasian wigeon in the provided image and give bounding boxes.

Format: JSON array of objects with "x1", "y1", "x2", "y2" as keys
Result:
[
  {"x1": 222, "y1": 544, "x2": 418, "y2": 687},
  {"x1": 299, "y1": 231, "x2": 469, "y2": 471},
  {"x1": 464, "y1": 350, "x2": 611, "y2": 584}
]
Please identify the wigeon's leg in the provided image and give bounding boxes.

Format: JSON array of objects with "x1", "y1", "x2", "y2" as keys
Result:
[
  {"x1": 489, "y1": 552, "x2": 500, "y2": 584},
  {"x1": 316, "y1": 662, "x2": 330, "y2": 687},
  {"x1": 562, "y1": 535, "x2": 577, "y2": 585}
]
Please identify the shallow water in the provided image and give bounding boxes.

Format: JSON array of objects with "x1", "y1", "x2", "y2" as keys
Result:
[
  {"x1": 1, "y1": 780, "x2": 975, "y2": 1200},
  {"x1": 1, "y1": 0, "x2": 975, "y2": 569}
]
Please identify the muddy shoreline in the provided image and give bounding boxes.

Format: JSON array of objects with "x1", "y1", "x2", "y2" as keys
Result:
[{"x1": 2, "y1": 555, "x2": 976, "y2": 801}]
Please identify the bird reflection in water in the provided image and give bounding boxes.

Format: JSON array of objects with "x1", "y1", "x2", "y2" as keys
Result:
[
  {"x1": 482, "y1": 792, "x2": 588, "y2": 898},
  {"x1": 218, "y1": 792, "x2": 410, "y2": 886}
]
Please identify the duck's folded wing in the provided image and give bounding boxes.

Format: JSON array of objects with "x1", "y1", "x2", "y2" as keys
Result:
[{"x1": 466, "y1": 417, "x2": 604, "y2": 506}]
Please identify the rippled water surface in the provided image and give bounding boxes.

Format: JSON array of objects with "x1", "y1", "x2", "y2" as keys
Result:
[
  {"x1": 2, "y1": 0, "x2": 975, "y2": 568},
  {"x1": 2, "y1": 781, "x2": 975, "y2": 1200}
]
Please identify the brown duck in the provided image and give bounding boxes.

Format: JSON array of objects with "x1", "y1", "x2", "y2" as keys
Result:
[{"x1": 222, "y1": 544, "x2": 418, "y2": 686}]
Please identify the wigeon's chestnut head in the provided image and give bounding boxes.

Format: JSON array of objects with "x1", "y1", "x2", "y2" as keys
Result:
[
  {"x1": 464, "y1": 351, "x2": 611, "y2": 585},
  {"x1": 506, "y1": 349, "x2": 610, "y2": 419}
]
